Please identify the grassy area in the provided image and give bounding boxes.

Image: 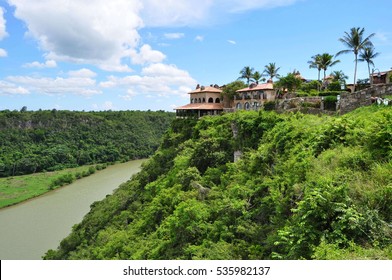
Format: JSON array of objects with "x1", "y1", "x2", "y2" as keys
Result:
[{"x1": 0, "y1": 164, "x2": 108, "y2": 209}]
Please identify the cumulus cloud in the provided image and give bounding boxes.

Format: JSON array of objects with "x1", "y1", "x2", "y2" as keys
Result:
[
  {"x1": 100, "y1": 63, "x2": 196, "y2": 100},
  {"x1": 130, "y1": 44, "x2": 166, "y2": 65},
  {"x1": 8, "y1": 0, "x2": 143, "y2": 71},
  {"x1": 6, "y1": 70, "x2": 101, "y2": 96},
  {"x1": 0, "y1": 48, "x2": 7, "y2": 57},
  {"x1": 0, "y1": 7, "x2": 7, "y2": 40},
  {"x1": 23, "y1": 60, "x2": 57, "y2": 68},
  {"x1": 0, "y1": 80, "x2": 29, "y2": 95}
]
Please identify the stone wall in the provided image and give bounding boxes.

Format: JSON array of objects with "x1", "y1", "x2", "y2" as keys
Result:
[{"x1": 338, "y1": 84, "x2": 392, "y2": 114}]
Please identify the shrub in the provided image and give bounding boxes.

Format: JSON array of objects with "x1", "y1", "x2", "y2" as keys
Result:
[{"x1": 263, "y1": 101, "x2": 276, "y2": 111}]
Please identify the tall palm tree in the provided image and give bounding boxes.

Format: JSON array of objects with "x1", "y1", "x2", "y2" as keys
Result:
[
  {"x1": 319, "y1": 53, "x2": 340, "y2": 80},
  {"x1": 263, "y1": 62, "x2": 280, "y2": 81},
  {"x1": 308, "y1": 54, "x2": 322, "y2": 82},
  {"x1": 251, "y1": 71, "x2": 265, "y2": 84},
  {"x1": 358, "y1": 46, "x2": 380, "y2": 85},
  {"x1": 238, "y1": 66, "x2": 255, "y2": 85},
  {"x1": 336, "y1": 27, "x2": 375, "y2": 91}
]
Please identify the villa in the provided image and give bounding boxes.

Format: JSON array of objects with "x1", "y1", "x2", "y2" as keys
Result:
[
  {"x1": 175, "y1": 84, "x2": 224, "y2": 118},
  {"x1": 175, "y1": 81, "x2": 277, "y2": 117},
  {"x1": 233, "y1": 80, "x2": 276, "y2": 111}
]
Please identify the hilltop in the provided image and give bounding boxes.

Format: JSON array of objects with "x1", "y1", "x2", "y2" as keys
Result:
[
  {"x1": 0, "y1": 110, "x2": 175, "y2": 177},
  {"x1": 45, "y1": 105, "x2": 392, "y2": 260}
]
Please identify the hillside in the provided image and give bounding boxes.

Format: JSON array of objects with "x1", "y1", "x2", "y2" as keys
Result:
[
  {"x1": 0, "y1": 110, "x2": 175, "y2": 177},
  {"x1": 45, "y1": 106, "x2": 392, "y2": 260}
]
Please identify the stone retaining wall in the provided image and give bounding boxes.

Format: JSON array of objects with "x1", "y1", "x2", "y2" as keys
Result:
[{"x1": 339, "y1": 84, "x2": 392, "y2": 114}]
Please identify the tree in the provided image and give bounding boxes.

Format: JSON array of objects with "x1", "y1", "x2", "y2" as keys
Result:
[
  {"x1": 358, "y1": 47, "x2": 380, "y2": 85},
  {"x1": 331, "y1": 70, "x2": 348, "y2": 84},
  {"x1": 263, "y1": 62, "x2": 280, "y2": 81},
  {"x1": 308, "y1": 54, "x2": 322, "y2": 83},
  {"x1": 336, "y1": 27, "x2": 375, "y2": 92},
  {"x1": 275, "y1": 73, "x2": 302, "y2": 94},
  {"x1": 238, "y1": 66, "x2": 255, "y2": 85},
  {"x1": 251, "y1": 71, "x2": 265, "y2": 84},
  {"x1": 221, "y1": 80, "x2": 247, "y2": 107},
  {"x1": 319, "y1": 53, "x2": 340, "y2": 81}
]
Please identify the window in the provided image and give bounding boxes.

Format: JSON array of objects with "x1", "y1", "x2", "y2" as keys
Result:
[
  {"x1": 215, "y1": 98, "x2": 220, "y2": 103},
  {"x1": 203, "y1": 98, "x2": 206, "y2": 103},
  {"x1": 208, "y1": 97, "x2": 214, "y2": 103},
  {"x1": 245, "y1": 102, "x2": 250, "y2": 110},
  {"x1": 236, "y1": 103, "x2": 242, "y2": 110}
]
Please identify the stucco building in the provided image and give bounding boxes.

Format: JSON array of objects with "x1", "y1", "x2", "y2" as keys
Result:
[
  {"x1": 175, "y1": 85, "x2": 223, "y2": 118},
  {"x1": 233, "y1": 80, "x2": 276, "y2": 111}
]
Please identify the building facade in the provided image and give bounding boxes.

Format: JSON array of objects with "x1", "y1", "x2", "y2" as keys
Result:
[
  {"x1": 175, "y1": 85, "x2": 224, "y2": 118},
  {"x1": 175, "y1": 81, "x2": 277, "y2": 117},
  {"x1": 233, "y1": 80, "x2": 276, "y2": 111}
]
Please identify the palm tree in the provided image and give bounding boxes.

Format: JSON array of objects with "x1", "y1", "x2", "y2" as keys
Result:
[
  {"x1": 331, "y1": 70, "x2": 348, "y2": 85},
  {"x1": 238, "y1": 66, "x2": 255, "y2": 85},
  {"x1": 358, "y1": 46, "x2": 380, "y2": 85},
  {"x1": 319, "y1": 53, "x2": 340, "y2": 80},
  {"x1": 336, "y1": 27, "x2": 375, "y2": 91},
  {"x1": 308, "y1": 54, "x2": 322, "y2": 82},
  {"x1": 251, "y1": 71, "x2": 265, "y2": 84},
  {"x1": 263, "y1": 62, "x2": 280, "y2": 81}
]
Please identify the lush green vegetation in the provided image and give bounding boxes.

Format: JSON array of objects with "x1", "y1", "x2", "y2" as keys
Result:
[
  {"x1": 0, "y1": 110, "x2": 175, "y2": 177},
  {"x1": 0, "y1": 163, "x2": 108, "y2": 208},
  {"x1": 45, "y1": 105, "x2": 392, "y2": 260}
]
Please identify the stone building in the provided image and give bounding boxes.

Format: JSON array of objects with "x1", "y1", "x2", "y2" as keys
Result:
[
  {"x1": 233, "y1": 80, "x2": 276, "y2": 111},
  {"x1": 175, "y1": 84, "x2": 223, "y2": 118},
  {"x1": 175, "y1": 81, "x2": 278, "y2": 117}
]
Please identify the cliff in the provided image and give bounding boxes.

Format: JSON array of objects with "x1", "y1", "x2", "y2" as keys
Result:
[{"x1": 45, "y1": 106, "x2": 392, "y2": 260}]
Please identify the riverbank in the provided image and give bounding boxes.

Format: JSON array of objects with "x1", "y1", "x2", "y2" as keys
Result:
[
  {"x1": 0, "y1": 162, "x2": 113, "y2": 209},
  {"x1": 0, "y1": 159, "x2": 146, "y2": 260}
]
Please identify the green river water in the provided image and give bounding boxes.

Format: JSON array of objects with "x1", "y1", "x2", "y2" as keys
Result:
[{"x1": 0, "y1": 159, "x2": 146, "y2": 260}]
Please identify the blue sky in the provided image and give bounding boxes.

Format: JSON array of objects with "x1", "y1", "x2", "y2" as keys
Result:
[{"x1": 0, "y1": 0, "x2": 391, "y2": 111}]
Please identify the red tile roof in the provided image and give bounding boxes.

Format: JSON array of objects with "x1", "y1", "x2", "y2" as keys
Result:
[
  {"x1": 189, "y1": 86, "x2": 222, "y2": 94},
  {"x1": 236, "y1": 82, "x2": 274, "y2": 92},
  {"x1": 175, "y1": 103, "x2": 224, "y2": 110}
]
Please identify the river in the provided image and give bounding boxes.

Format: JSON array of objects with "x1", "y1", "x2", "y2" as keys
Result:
[{"x1": 0, "y1": 159, "x2": 146, "y2": 260}]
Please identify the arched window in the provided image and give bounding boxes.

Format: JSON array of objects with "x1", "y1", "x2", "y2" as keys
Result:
[
  {"x1": 194, "y1": 98, "x2": 197, "y2": 103},
  {"x1": 199, "y1": 98, "x2": 202, "y2": 103},
  {"x1": 208, "y1": 97, "x2": 214, "y2": 103},
  {"x1": 215, "y1": 98, "x2": 220, "y2": 103},
  {"x1": 236, "y1": 103, "x2": 242, "y2": 110},
  {"x1": 190, "y1": 98, "x2": 194, "y2": 104},
  {"x1": 203, "y1": 98, "x2": 206, "y2": 103},
  {"x1": 245, "y1": 102, "x2": 250, "y2": 110}
]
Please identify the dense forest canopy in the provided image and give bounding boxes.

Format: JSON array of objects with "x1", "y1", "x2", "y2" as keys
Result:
[
  {"x1": 45, "y1": 105, "x2": 392, "y2": 260},
  {"x1": 0, "y1": 110, "x2": 175, "y2": 177}
]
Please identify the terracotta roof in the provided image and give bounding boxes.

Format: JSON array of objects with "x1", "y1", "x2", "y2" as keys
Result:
[
  {"x1": 236, "y1": 82, "x2": 274, "y2": 92},
  {"x1": 175, "y1": 103, "x2": 224, "y2": 110},
  {"x1": 189, "y1": 86, "x2": 222, "y2": 94}
]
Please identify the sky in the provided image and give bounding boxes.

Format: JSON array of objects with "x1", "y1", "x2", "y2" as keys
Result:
[{"x1": 0, "y1": 0, "x2": 391, "y2": 112}]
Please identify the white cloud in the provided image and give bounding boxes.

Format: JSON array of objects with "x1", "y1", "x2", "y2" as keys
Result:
[
  {"x1": 100, "y1": 63, "x2": 196, "y2": 100},
  {"x1": 227, "y1": 40, "x2": 236, "y2": 45},
  {"x1": 23, "y1": 60, "x2": 57, "y2": 68},
  {"x1": 0, "y1": 48, "x2": 7, "y2": 57},
  {"x1": 8, "y1": 0, "x2": 144, "y2": 71},
  {"x1": 0, "y1": 80, "x2": 29, "y2": 95},
  {"x1": 68, "y1": 68, "x2": 97, "y2": 78},
  {"x1": 6, "y1": 74, "x2": 101, "y2": 96},
  {"x1": 0, "y1": 7, "x2": 7, "y2": 40},
  {"x1": 130, "y1": 44, "x2": 166, "y2": 65},
  {"x1": 195, "y1": 35, "x2": 204, "y2": 42},
  {"x1": 141, "y1": 0, "x2": 301, "y2": 26},
  {"x1": 164, "y1": 33, "x2": 185, "y2": 39}
]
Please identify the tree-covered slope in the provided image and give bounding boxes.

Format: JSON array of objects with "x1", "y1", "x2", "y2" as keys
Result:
[
  {"x1": 45, "y1": 106, "x2": 392, "y2": 260},
  {"x1": 0, "y1": 110, "x2": 174, "y2": 177}
]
